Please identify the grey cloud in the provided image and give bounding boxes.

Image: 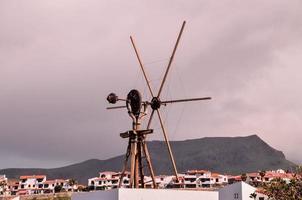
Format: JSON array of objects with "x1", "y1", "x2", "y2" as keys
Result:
[{"x1": 0, "y1": 0, "x2": 302, "y2": 169}]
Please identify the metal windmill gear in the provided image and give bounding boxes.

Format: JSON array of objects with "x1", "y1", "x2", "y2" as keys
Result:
[{"x1": 106, "y1": 21, "x2": 212, "y2": 188}]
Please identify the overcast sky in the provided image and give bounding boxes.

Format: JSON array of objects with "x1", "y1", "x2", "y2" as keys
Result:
[{"x1": 1, "y1": 0, "x2": 302, "y2": 169}]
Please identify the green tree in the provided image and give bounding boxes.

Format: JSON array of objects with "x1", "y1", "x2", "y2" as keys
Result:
[
  {"x1": 68, "y1": 179, "x2": 77, "y2": 192},
  {"x1": 263, "y1": 177, "x2": 302, "y2": 200},
  {"x1": 241, "y1": 173, "x2": 247, "y2": 182},
  {"x1": 259, "y1": 170, "x2": 266, "y2": 184},
  {"x1": 54, "y1": 185, "x2": 63, "y2": 193},
  {"x1": 249, "y1": 192, "x2": 257, "y2": 200},
  {"x1": 0, "y1": 180, "x2": 7, "y2": 196}
]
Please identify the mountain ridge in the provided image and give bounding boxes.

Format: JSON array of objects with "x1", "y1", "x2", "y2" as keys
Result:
[{"x1": 0, "y1": 135, "x2": 296, "y2": 184}]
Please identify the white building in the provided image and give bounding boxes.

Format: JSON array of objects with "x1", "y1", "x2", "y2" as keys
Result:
[
  {"x1": 219, "y1": 181, "x2": 268, "y2": 200},
  {"x1": 17, "y1": 175, "x2": 75, "y2": 195},
  {"x1": 156, "y1": 175, "x2": 174, "y2": 189},
  {"x1": 89, "y1": 170, "x2": 229, "y2": 190},
  {"x1": 144, "y1": 175, "x2": 170, "y2": 189},
  {"x1": 43, "y1": 179, "x2": 73, "y2": 193},
  {"x1": 184, "y1": 170, "x2": 228, "y2": 188},
  {"x1": 7, "y1": 180, "x2": 19, "y2": 196},
  {"x1": 72, "y1": 188, "x2": 219, "y2": 200},
  {"x1": 0, "y1": 175, "x2": 8, "y2": 196},
  {"x1": 88, "y1": 171, "x2": 130, "y2": 190},
  {"x1": 18, "y1": 175, "x2": 46, "y2": 195},
  {"x1": 211, "y1": 173, "x2": 228, "y2": 186},
  {"x1": 246, "y1": 169, "x2": 295, "y2": 185}
]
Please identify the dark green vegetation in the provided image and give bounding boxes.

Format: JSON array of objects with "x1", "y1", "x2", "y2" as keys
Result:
[
  {"x1": 0, "y1": 193, "x2": 71, "y2": 200},
  {"x1": 263, "y1": 176, "x2": 302, "y2": 199},
  {"x1": 27, "y1": 195, "x2": 70, "y2": 200},
  {"x1": 0, "y1": 135, "x2": 296, "y2": 184}
]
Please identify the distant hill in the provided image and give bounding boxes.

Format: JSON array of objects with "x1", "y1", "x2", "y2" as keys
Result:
[{"x1": 0, "y1": 135, "x2": 296, "y2": 184}]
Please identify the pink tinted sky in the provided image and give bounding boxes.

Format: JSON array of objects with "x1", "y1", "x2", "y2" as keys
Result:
[{"x1": 0, "y1": 0, "x2": 301, "y2": 168}]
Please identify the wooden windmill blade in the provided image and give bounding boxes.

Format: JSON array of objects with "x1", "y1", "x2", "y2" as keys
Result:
[
  {"x1": 146, "y1": 110, "x2": 155, "y2": 129},
  {"x1": 146, "y1": 21, "x2": 211, "y2": 180},
  {"x1": 129, "y1": 36, "x2": 157, "y2": 131},
  {"x1": 106, "y1": 105, "x2": 127, "y2": 110},
  {"x1": 157, "y1": 21, "x2": 186, "y2": 98},
  {"x1": 149, "y1": 21, "x2": 186, "y2": 180},
  {"x1": 161, "y1": 97, "x2": 212, "y2": 104},
  {"x1": 130, "y1": 36, "x2": 155, "y2": 98},
  {"x1": 156, "y1": 109, "x2": 179, "y2": 179},
  {"x1": 107, "y1": 20, "x2": 212, "y2": 189},
  {"x1": 129, "y1": 34, "x2": 158, "y2": 189}
]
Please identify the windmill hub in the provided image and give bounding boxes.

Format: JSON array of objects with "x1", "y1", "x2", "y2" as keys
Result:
[{"x1": 151, "y1": 97, "x2": 161, "y2": 110}]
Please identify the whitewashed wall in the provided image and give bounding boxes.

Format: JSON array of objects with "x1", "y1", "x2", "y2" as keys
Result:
[
  {"x1": 72, "y1": 189, "x2": 218, "y2": 200},
  {"x1": 73, "y1": 190, "x2": 118, "y2": 200},
  {"x1": 219, "y1": 182, "x2": 260, "y2": 200}
]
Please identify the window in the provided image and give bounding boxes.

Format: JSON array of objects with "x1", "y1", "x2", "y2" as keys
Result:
[{"x1": 234, "y1": 193, "x2": 239, "y2": 199}]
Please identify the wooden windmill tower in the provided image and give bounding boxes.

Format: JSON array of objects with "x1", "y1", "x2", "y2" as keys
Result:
[{"x1": 106, "y1": 21, "x2": 211, "y2": 188}]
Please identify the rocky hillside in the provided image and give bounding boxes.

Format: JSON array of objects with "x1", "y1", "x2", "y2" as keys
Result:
[{"x1": 0, "y1": 135, "x2": 296, "y2": 184}]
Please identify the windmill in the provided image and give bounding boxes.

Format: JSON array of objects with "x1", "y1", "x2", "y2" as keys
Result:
[{"x1": 106, "y1": 21, "x2": 211, "y2": 189}]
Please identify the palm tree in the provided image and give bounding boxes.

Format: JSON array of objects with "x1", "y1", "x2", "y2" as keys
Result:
[
  {"x1": 0, "y1": 180, "x2": 7, "y2": 196},
  {"x1": 241, "y1": 173, "x2": 247, "y2": 182},
  {"x1": 68, "y1": 179, "x2": 78, "y2": 192},
  {"x1": 249, "y1": 192, "x2": 257, "y2": 200},
  {"x1": 54, "y1": 185, "x2": 63, "y2": 193},
  {"x1": 259, "y1": 170, "x2": 266, "y2": 184}
]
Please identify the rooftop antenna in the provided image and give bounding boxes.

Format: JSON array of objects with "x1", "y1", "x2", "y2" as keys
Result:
[{"x1": 106, "y1": 21, "x2": 211, "y2": 188}]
